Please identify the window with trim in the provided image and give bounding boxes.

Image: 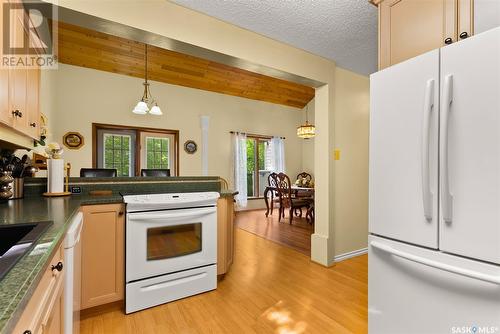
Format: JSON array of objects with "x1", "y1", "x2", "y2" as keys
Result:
[
  {"x1": 103, "y1": 133, "x2": 132, "y2": 176},
  {"x1": 94, "y1": 124, "x2": 179, "y2": 176},
  {"x1": 246, "y1": 136, "x2": 273, "y2": 198}
]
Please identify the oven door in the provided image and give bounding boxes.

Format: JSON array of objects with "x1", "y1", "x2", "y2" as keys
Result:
[{"x1": 126, "y1": 206, "x2": 217, "y2": 282}]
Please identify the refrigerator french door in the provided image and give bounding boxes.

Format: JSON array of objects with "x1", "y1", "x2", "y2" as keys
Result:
[
  {"x1": 369, "y1": 27, "x2": 500, "y2": 334},
  {"x1": 439, "y1": 28, "x2": 500, "y2": 265},
  {"x1": 369, "y1": 49, "x2": 440, "y2": 249}
]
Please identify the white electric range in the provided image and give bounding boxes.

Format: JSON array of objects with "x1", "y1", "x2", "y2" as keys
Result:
[{"x1": 123, "y1": 192, "x2": 219, "y2": 314}]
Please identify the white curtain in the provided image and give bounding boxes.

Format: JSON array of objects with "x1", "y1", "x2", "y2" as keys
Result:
[
  {"x1": 232, "y1": 132, "x2": 248, "y2": 207},
  {"x1": 270, "y1": 136, "x2": 286, "y2": 173}
]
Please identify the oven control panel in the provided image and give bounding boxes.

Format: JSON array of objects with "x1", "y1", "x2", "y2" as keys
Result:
[{"x1": 123, "y1": 192, "x2": 220, "y2": 212}]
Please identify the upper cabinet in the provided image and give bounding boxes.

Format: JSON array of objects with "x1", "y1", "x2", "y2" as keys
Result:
[
  {"x1": 0, "y1": 0, "x2": 41, "y2": 140},
  {"x1": 373, "y1": 0, "x2": 500, "y2": 70}
]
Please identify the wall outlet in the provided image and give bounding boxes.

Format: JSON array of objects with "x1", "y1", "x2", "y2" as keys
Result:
[{"x1": 70, "y1": 186, "x2": 81, "y2": 194}]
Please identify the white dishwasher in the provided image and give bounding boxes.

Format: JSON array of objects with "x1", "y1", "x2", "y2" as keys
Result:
[{"x1": 63, "y1": 212, "x2": 83, "y2": 334}]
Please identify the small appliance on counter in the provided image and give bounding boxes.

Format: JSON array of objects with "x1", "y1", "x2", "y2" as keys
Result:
[{"x1": 123, "y1": 192, "x2": 219, "y2": 313}]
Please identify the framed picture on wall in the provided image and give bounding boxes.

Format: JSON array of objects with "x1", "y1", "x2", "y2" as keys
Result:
[
  {"x1": 184, "y1": 140, "x2": 198, "y2": 154},
  {"x1": 63, "y1": 132, "x2": 85, "y2": 150}
]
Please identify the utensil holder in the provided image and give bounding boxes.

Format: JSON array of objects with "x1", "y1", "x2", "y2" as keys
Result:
[{"x1": 11, "y1": 178, "x2": 24, "y2": 199}]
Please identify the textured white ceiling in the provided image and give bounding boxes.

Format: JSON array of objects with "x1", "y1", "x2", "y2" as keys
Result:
[{"x1": 171, "y1": 0, "x2": 378, "y2": 76}]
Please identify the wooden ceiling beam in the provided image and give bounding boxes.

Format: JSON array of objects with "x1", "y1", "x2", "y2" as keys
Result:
[{"x1": 57, "y1": 21, "x2": 315, "y2": 108}]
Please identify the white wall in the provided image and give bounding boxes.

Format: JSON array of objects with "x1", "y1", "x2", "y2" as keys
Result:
[
  {"x1": 47, "y1": 64, "x2": 305, "y2": 189},
  {"x1": 333, "y1": 68, "x2": 370, "y2": 256},
  {"x1": 475, "y1": 0, "x2": 500, "y2": 34}
]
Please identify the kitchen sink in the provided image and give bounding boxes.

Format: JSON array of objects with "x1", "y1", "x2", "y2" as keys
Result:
[{"x1": 0, "y1": 222, "x2": 52, "y2": 280}]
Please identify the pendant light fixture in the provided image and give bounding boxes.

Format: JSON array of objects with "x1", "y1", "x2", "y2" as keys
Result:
[
  {"x1": 132, "y1": 44, "x2": 163, "y2": 115},
  {"x1": 297, "y1": 104, "x2": 315, "y2": 139}
]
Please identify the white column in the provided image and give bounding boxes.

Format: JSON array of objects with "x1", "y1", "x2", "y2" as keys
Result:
[
  {"x1": 200, "y1": 115, "x2": 210, "y2": 176},
  {"x1": 311, "y1": 83, "x2": 336, "y2": 266}
]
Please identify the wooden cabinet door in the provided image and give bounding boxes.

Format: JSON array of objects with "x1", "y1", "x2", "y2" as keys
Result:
[
  {"x1": 81, "y1": 204, "x2": 125, "y2": 309},
  {"x1": 43, "y1": 285, "x2": 64, "y2": 334},
  {"x1": 9, "y1": 1, "x2": 29, "y2": 134},
  {"x1": 217, "y1": 197, "x2": 235, "y2": 275},
  {"x1": 458, "y1": 0, "x2": 473, "y2": 40},
  {"x1": 26, "y1": 68, "x2": 40, "y2": 138},
  {"x1": 0, "y1": 1, "x2": 13, "y2": 127},
  {"x1": 379, "y1": 0, "x2": 457, "y2": 69},
  {"x1": 0, "y1": 69, "x2": 11, "y2": 126}
]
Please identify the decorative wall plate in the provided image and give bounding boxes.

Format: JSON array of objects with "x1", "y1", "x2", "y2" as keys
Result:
[
  {"x1": 63, "y1": 132, "x2": 84, "y2": 149},
  {"x1": 184, "y1": 140, "x2": 198, "y2": 154}
]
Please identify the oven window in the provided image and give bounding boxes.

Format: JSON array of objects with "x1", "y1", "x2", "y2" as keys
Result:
[{"x1": 147, "y1": 223, "x2": 202, "y2": 261}]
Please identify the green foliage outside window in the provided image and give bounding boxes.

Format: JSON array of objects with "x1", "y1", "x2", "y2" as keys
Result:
[
  {"x1": 146, "y1": 137, "x2": 169, "y2": 169},
  {"x1": 246, "y1": 138, "x2": 269, "y2": 197},
  {"x1": 103, "y1": 134, "x2": 130, "y2": 176}
]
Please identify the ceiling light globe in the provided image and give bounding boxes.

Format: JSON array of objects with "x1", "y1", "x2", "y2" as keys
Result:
[{"x1": 149, "y1": 105, "x2": 163, "y2": 116}]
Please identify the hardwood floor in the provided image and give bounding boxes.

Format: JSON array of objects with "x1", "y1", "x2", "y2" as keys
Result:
[
  {"x1": 236, "y1": 209, "x2": 313, "y2": 255},
  {"x1": 80, "y1": 229, "x2": 368, "y2": 334}
]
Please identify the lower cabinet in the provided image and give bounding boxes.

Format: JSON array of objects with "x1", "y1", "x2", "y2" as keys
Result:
[
  {"x1": 80, "y1": 204, "x2": 125, "y2": 310},
  {"x1": 217, "y1": 197, "x2": 235, "y2": 275},
  {"x1": 13, "y1": 244, "x2": 65, "y2": 334}
]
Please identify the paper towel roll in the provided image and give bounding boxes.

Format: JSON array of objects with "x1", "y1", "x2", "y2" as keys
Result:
[{"x1": 47, "y1": 159, "x2": 64, "y2": 193}]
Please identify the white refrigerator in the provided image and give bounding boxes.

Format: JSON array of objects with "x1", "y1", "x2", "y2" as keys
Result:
[{"x1": 369, "y1": 27, "x2": 500, "y2": 334}]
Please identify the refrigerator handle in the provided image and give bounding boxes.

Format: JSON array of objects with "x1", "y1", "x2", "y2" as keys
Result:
[
  {"x1": 421, "y1": 79, "x2": 435, "y2": 221},
  {"x1": 441, "y1": 75, "x2": 454, "y2": 223},
  {"x1": 371, "y1": 241, "x2": 500, "y2": 285}
]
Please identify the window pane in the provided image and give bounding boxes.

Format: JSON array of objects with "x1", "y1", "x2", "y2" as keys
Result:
[
  {"x1": 105, "y1": 136, "x2": 113, "y2": 150},
  {"x1": 155, "y1": 152, "x2": 161, "y2": 167},
  {"x1": 147, "y1": 151, "x2": 153, "y2": 168},
  {"x1": 145, "y1": 136, "x2": 171, "y2": 170},
  {"x1": 113, "y1": 136, "x2": 121, "y2": 149},
  {"x1": 123, "y1": 136, "x2": 130, "y2": 149},
  {"x1": 161, "y1": 152, "x2": 168, "y2": 166},
  {"x1": 246, "y1": 139, "x2": 255, "y2": 197},
  {"x1": 101, "y1": 133, "x2": 132, "y2": 177}
]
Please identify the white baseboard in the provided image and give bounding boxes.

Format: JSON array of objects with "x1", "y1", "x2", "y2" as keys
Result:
[{"x1": 334, "y1": 247, "x2": 368, "y2": 263}]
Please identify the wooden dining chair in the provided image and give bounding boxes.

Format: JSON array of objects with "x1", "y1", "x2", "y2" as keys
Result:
[
  {"x1": 275, "y1": 173, "x2": 312, "y2": 224},
  {"x1": 295, "y1": 172, "x2": 314, "y2": 199},
  {"x1": 266, "y1": 172, "x2": 282, "y2": 217},
  {"x1": 296, "y1": 172, "x2": 312, "y2": 182}
]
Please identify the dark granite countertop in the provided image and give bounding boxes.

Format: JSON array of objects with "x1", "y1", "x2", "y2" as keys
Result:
[
  {"x1": 0, "y1": 186, "x2": 236, "y2": 333},
  {"x1": 0, "y1": 195, "x2": 122, "y2": 333}
]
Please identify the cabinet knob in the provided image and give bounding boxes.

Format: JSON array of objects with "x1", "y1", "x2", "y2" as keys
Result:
[
  {"x1": 459, "y1": 31, "x2": 469, "y2": 39},
  {"x1": 23, "y1": 331, "x2": 32, "y2": 334},
  {"x1": 444, "y1": 37, "x2": 453, "y2": 45},
  {"x1": 51, "y1": 261, "x2": 63, "y2": 272},
  {"x1": 118, "y1": 211, "x2": 124, "y2": 216},
  {"x1": 29, "y1": 122, "x2": 36, "y2": 127}
]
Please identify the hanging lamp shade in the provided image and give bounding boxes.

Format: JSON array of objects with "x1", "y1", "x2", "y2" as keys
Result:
[
  {"x1": 297, "y1": 122, "x2": 316, "y2": 139},
  {"x1": 149, "y1": 104, "x2": 162, "y2": 116},
  {"x1": 297, "y1": 105, "x2": 315, "y2": 139},
  {"x1": 132, "y1": 44, "x2": 163, "y2": 116}
]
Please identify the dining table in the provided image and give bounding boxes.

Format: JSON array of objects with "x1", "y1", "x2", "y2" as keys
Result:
[{"x1": 264, "y1": 185, "x2": 315, "y2": 222}]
